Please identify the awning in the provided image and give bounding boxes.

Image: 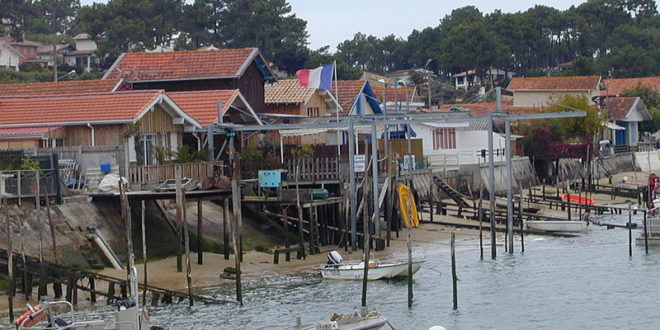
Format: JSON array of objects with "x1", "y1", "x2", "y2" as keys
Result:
[
  {"x1": 279, "y1": 128, "x2": 330, "y2": 137},
  {"x1": 604, "y1": 121, "x2": 626, "y2": 130}
]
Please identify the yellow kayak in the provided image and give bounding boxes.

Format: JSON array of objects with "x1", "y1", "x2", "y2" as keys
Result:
[{"x1": 397, "y1": 184, "x2": 419, "y2": 228}]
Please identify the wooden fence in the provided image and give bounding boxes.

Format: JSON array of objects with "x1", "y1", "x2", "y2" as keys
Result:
[
  {"x1": 285, "y1": 157, "x2": 344, "y2": 181},
  {"x1": 128, "y1": 161, "x2": 224, "y2": 186}
]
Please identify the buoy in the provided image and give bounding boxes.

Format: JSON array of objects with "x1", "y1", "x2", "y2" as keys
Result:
[{"x1": 429, "y1": 326, "x2": 447, "y2": 330}]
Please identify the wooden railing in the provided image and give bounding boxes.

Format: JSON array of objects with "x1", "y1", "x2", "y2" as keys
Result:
[
  {"x1": 285, "y1": 157, "x2": 343, "y2": 181},
  {"x1": 128, "y1": 161, "x2": 224, "y2": 186}
]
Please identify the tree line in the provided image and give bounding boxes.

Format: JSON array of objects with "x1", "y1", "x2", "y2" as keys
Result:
[{"x1": 1, "y1": 0, "x2": 658, "y2": 81}]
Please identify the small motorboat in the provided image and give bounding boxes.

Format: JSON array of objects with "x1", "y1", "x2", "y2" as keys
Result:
[
  {"x1": 561, "y1": 193, "x2": 595, "y2": 205},
  {"x1": 292, "y1": 308, "x2": 387, "y2": 330},
  {"x1": 526, "y1": 220, "x2": 589, "y2": 232},
  {"x1": 637, "y1": 203, "x2": 660, "y2": 246},
  {"x1": 319, "y1": 251, "x2": 424, "y2": 280}
]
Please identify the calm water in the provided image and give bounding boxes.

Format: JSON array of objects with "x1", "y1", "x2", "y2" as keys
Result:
[{"x1": 90, "y1": 212, "x2": 660, "y2": 329}]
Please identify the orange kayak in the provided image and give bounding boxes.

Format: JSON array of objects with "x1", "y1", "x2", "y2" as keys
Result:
[{"x1": 561, "y1": 193, "x2": 595, "y2": 205}]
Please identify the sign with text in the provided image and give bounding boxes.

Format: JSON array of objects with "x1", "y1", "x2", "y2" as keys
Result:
[{"x1": 354, "y1": 154, "x2": 366, "y2": 172}]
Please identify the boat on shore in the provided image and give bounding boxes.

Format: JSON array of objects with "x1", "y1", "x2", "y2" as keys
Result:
[
  {"x1": 319, "y1": 251, "x2": 424, "y2": 280},
  {"x1": 292, "y1": 308, "x2": 387, "y2": 330},
  {"x1": 561, "y1": 193, "x2": 595, "y2": 205},
  {"x1": 526, "y1": 219, "x2": 590, "y2": 232}
]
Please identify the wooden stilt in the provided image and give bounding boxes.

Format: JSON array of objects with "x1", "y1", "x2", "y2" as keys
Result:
[
  {"x1": 90, "y1": 276, "x2": 97, "y2": 303},
  {"x1": 197, "y1": 199, "x2": 203, "y2": 265},
  {"x1": 283, "y1": 207, "x2": 290, "y2": 261},
  {"x1": 5, "y1": 196, "x2": 14, "y2": 323},
  {"x1": 141, "y1": 200, "x2": 148, "y2": 307},
  {"x1": 223, "y1": 198, "x2": 230, "y2": 260},
  {"x1": 106, "y1": 282, "x2": 115, "y2": 304},
  {"x1": 451, "y1": 232, "x2": 457, "y2": 310}
]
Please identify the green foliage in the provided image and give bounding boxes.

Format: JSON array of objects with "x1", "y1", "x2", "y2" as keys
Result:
[
  {"x1": 20, "y1": 157, "x2": 40, "y2": 171},
  {"x1": 171, "y1": 145, "x2": 210, "y2": 163},
  {"x1": 547, "y1": 94, "x2": 604, "y2": 141},
  {"x1": 154, "y1": 146, "x2": 166, "y2": 165},
  {"x1": 121, "y1": 121, "x2": 141, "y2": 137},
  {"x1": 621, "y1": 82, "x2": 660, "y2": 132},
  {"x1": 0, "y1": 68, "x2": 54, "y2": 84},
  {"x1": 241, "y1": 147, "x2": 265, "y2": 162},
  {"x1": 290, "y1": 144, "x2": 314, "y2": 159}
]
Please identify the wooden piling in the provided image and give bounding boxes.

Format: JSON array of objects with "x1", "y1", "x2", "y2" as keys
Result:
[
  {"x1": 223, "y1": 198, "x2": 230, "y2": 260},
  {"x1": 197, "y1": 199, "x2": 203, "y2": 265},
  {"x1": 44, "y1": 191, "x2": 58, "y2": 262},
  {"x1": 90, "y1": 276, "x2": 97, "y2": 303},
  {"x1": 283, "y1": 207, "x2": 290, "y2": 261},
  {"x1": 53, "y1": 280, "x2": 62, "y2": 298},
  {"x1": 644, "y1": 210, "x2": 649, "y2": 254},
  {"x1": 5, "y1": 196, "x2": 14, "y2": 323},
  {"x1": 451, "y1": 232, "x2": 458, "y2": 310},
  {"x1": 628, "y1": 203, "x2": 632, "y2": 257},
  {"x1": 176, "y1": 166, "x2": 194, "y2": 307},
  {"x1": 478, "y1": 187, "x2": 483, "y2": 260},
  {"x1": 519, "y1": 194, "x2": 524, "y2": 253},
  {"x1": 141, "y1": 200, "x2": 148, "y2": 306},
  {"x1": 360, "y1": 193, "x2": 370, "y2": 308}
]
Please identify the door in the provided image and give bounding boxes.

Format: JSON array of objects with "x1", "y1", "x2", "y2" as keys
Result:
[{"x1": 136, "y1": 134, "x2": 156, "y2": 166}]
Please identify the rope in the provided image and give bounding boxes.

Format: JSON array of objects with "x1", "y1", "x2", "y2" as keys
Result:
[{"x1": 387, "y1": 320, "x2": 397, "y2": 330}]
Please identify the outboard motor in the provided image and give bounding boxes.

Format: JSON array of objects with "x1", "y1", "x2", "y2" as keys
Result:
[{"x1": 327, "y1": 250, "x2": 343, "y2": 266}]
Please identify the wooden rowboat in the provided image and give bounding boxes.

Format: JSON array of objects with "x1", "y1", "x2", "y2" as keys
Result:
[{"x1": 561, "y1": 193, "x2": 595, "y2": 205}]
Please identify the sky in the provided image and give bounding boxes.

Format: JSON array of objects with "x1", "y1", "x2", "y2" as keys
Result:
[{"x1": 80, "y1": 0, "x2": 588, "y2": 50}]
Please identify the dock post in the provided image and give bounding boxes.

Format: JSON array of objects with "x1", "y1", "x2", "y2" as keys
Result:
[
  {"x1": 628, "y1": 203, "x2": 632, "y2": 257},
  {"x1": 223, "y1": 198, "x2": 230, "y2": 260},
  {"x1": 644, "y1": 210, "x2": 649, "y2": 254},
  {"x1": 197, "y1": 199, "x2": 203, "y2": 265},
  {"x1": 44, "y1": 191, "x2": 57, "y2": 262},
  {"x1": 406, "y1": 126, "x2": 414, "y2": 309},
  {"x1": 177, "y1": 167, "x2": 194, "y2": 307},
  {"x1": 478, "y1": 187, "x2": 483, "y2": 260},
  {"x1": 283, "y1": 207, "x2": 290, "y2": 261},
  {"x1": 451, "y1": 232, "x2": 458, "y2": 310},
  {"x1": 487, "y1": 111, "x2": 496, "y2": 259},
  {"x1": 90, "y1": 276, "x2": 96, "y2": 303},
  {"x1": 229, "y1": 135, "x2": 243, "y2": 306},
  {"x1": 5, "y1": 196, "x2": 14, "y2": 323},
  {"x1": 361, "y1": 194, "x2": 370, "y2": 307},
  {"x1": 106, "y1": 282, "x2": 115, "y2": 304},
  {"x1": 505, "y1": 117, "x2": 514, "y2": 254},
  {"x1": 519, "y1": 192, "x2": 524, "y2": 253},
  {"x1": 371, "y1": 124, "x2": 380, "y2": 237},
  {"x1": 348, "y1": 118, "x2": 357, "y2": 251},
  {"x1": 141, "y1": 200, "x2": 148, "y2": 306}
]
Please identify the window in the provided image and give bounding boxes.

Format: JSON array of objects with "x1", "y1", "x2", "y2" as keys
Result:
[
  {"x1": 306, "y1": 107, "x2": 320, "y2": 117},
  {"x1": 136, "y1": 134, "x2": 156, "y2": 166},
  {"x1": 432, "y1": 128, "x2": 456, "y2": 150}
]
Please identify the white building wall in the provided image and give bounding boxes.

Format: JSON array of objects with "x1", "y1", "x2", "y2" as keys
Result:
[
  {"x1": 412, "y1": 123, "x2": 507, "y2": 166},
  {"x1": 74, "y1": 39, "x2": 97, "y2": 52},
  {"x1": 512, "y1": 90, "x2": 599, "y2": 107},
  {"x1": 0, "y1": 44, "x2": 20, "y2": 71}
]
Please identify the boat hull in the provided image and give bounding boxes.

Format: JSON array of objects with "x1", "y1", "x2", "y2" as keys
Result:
[
  {"x1": 636, "y1": 236, "x2": 660, "y2": 246},
  {"x1": 526, "y1": 220, "x2": 589, "y2": 232},
  {"x1": 321, "y1": 261, "x2": 425, "y2": 280}
]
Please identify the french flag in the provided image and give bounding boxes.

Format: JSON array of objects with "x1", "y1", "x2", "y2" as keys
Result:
[{"x1": 296, "y1": 64, "x2": 334, "y2": 90}]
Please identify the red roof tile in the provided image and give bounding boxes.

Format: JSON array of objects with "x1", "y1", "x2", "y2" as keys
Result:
[
  {"x1": 601, "y1": 77, "x2": 660, "y2": 97},
  {"x1": 265, "y1": 79, "x2": 315, "y2": 104},
  {"x1": 372, "y1": 86, "x2": 418, "y2": 103},
  {"x1": 0, "y1": 126, "x2": 61, "y2": 138},
  {"x1": 332, "y1": 80, "x2": 365, "y2": 115},
  {"x1": 508, "y1": 76, "x2": 601, "y2": 91},
  {"x1": 0, "y1": 90, "x2": 163, "y2": 126},
  {"x1": 167, "y1": 90, "x2": 240, "y2": 126},
  {"x1": 104, "y1": 48, "x2": 259, "y2": 81},
  {"x1": 604, "y1": 97, "x2": 638, "y2": 120},
  {"x1": 0, "y1": 79, "x2": 123, "y2": 97}
]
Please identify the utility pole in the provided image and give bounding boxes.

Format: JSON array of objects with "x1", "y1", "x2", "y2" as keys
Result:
[{"x1": 52, "y1": 43, "x2": 58, "y2": 82}]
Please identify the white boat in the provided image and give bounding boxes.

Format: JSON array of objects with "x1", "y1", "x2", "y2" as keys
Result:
[
  {"x1": 320, "y1": 251, "x2": 424, "y2": 280},
  {"x1": 637, "y1": 211, "x2": 660, "y2": 246},
  {"x1": 525, "y1": 220, "x2": 590, "y2": 232},
  {"x1": 293, "y1": 308, "x2": 387, "y2": 330}
]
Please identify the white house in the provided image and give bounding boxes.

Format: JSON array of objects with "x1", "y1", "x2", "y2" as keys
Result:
[
  {"x1": 452, "y1": 68, "x2": 515, "y2": 91},
  {"x1": 507, "y1": 76, "x2": 602, "y2": 108},
  {"x1": 604, "y1": 97, "x2": 651, "y2": 147},
  {"x1": 63, "y1": 33, "x2": 98, "y2": 71},
  {"x1": 0, "y1": 40, "x2": 21, "y2": 71},
  {"x1": 410, "y1": 120, "x2": 507, "y2": 168}
]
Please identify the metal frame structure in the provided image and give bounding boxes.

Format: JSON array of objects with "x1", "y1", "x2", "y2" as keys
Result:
[{"x1": 199, "y1": 107, "x2": 586, "y2": 258}]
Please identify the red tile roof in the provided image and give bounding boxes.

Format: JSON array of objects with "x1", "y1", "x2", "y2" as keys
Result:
[
  {"x1": 508, "y1": 76, "x2": 601, "y2": 91},
  {"x1": 0, "y1": 79, "x2": 123, "y2": 97},
  {"x1": 604, "y1": 97, "x2": 638, "y2": 120},
  {"x1": 601, "y1": 77, "x2": 660, "y2": 97},
  {"x1": 0, "y1": 90, "x2": 163, "y2": 126},
  {"x1": 167, "y1": 90, "x2": 240, "y2": 126},
  {"x1": 372, "y1": 86, "x2": 418, "y2": 103},
  {"x1": 332, "y1": 80, "x2": 365, "y2": 115},
  {"x1": 265, "y1": 79, "x2": 315, "y2": 104},
  {"x1": 0, "y1": 126, "x2": 61, "y2": 138},
  {"x1": 438, "y1": 102, "x2": 517, "y2": 116},
  {"x1": 104, "y1": 48, "x2": 260, "y2": 82}
]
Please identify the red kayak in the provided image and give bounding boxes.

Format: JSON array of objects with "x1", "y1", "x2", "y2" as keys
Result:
[{"x1": 561, "y1": 193, "x2": 595, "y2": 205}]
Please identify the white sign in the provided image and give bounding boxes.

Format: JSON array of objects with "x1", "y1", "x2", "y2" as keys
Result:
[{"x1": 354, "y1": 154, "x2": 366, "y2": 172}]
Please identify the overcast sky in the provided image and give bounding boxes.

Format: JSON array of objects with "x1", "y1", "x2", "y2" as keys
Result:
[{"x1": 80, "y1": 0, "x2": 587, "y2": 50}]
